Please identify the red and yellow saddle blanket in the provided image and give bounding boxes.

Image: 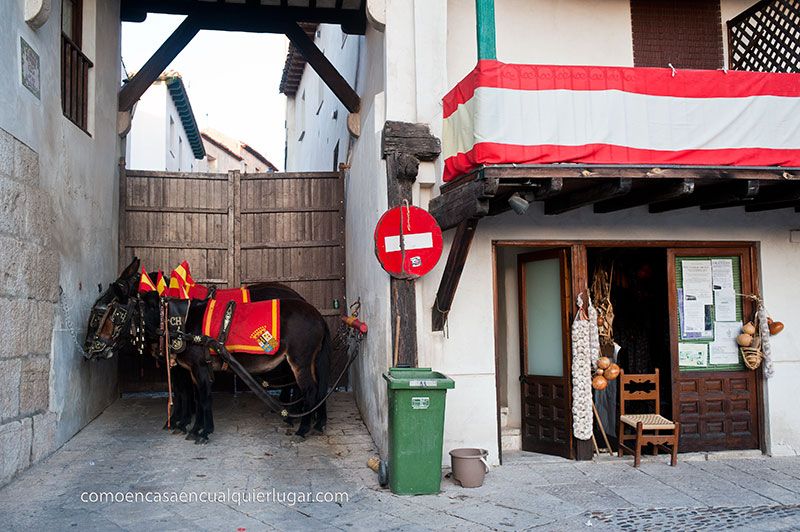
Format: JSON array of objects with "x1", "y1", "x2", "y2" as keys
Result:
[{"x1": 201, "y1": 288, "x2": 280, "y2": 355}]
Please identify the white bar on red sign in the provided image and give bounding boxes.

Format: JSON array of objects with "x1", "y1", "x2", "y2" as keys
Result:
[{"x1": 384, "y1": 232, "x2": 434, "y2": 253}]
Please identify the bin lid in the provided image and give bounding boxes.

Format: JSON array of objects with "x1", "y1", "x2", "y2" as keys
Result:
[{"x1": 382, "y1": 367, "x2": 455, "y2": 390}]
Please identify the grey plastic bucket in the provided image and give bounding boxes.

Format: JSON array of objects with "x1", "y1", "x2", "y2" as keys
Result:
[{"x1": 449, "y1": 448, "x2": 489, "y2": 488}]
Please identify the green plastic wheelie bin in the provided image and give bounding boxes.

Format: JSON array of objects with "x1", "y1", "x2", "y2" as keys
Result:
[{"x1": 382, "y1": 367, "x2": 455, "y2": 495}]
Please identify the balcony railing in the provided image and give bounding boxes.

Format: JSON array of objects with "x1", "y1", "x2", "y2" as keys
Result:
[{"x1": 61, "y1": 33, "x2": 93, "y2": 132}]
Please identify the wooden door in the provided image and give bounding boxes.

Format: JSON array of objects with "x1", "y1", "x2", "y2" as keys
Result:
[
  {"x1": 667, "y1": 247, "x2": 762, "y2": 452},
  {"x1": 518, "y1": 248, "x2": 573, "y2": 457},
  {"x1": 118, "y1": 168, "x2": 347, "y2": 391}
]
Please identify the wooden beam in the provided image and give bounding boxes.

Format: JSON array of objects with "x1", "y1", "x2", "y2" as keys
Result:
[
  {"x1": 594, "y1": 179, "x2": 695, "y2": 213},
  {"x1": 745, "y1": 183, "x2": 800, "y2": 212},
  {"x1": 432, "y1": 218, "x2": 479, "y2": 332},
  {"x1": 382, "y1": 121, "x2": 441, "y2": 161},
  {"x1": 118, "y1": 16, "x2": 201, "y2": 112},
  {"x1": 650, "y1": 180, "x2": 760, "y2": 212},
  {"x1": 120, "y1": 0, "x2": 368, "y2": 34},
  {"x1": 284, "y1": 22, "x2": 360, "y2": 113},
  {"x1": 380, "y1": 120, "x2": 442, "y2": 366},
  {"x1": 480, "y1": 164, "x2": 797, "y2": 182},
  {"x1": 530, "y1": 177, "x2": 564, "y2": 199},
  {"x1": 428, "y1": 177, "x2": 498, "y2": 230},
  {"x1": 544, "y1": 178, "x2": 632, "y2": 215}
]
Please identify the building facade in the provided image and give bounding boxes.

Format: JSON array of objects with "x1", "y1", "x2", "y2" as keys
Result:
[
  {"x1": 0, "y1": 0, "x2": 123, "y2": 485},
  {"x1": 125, "y1": 73, "x2": 205, "y2": 172},
  {"x1": 284, "y1": 0, "x2": 800, "y2": 465},
  {"x1": 202, "y1": 128, "x2": 277, "y2": 174}
]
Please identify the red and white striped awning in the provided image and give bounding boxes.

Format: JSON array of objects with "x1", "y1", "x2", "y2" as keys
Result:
[{"x1": 442, "y1": 60, "x2": 800, "y2": 182}]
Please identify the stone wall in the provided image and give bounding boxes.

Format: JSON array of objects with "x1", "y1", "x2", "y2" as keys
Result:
[{"x1": 0, "y1": 128, "x2": 59, "y2": 485}]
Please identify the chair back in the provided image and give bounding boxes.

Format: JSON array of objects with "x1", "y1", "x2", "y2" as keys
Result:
[{"x1": 619, "y1": 368, "x2": 661, "y2": 416}]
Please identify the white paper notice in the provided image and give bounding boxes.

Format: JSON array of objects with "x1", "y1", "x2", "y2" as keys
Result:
[
  {"x1": 682, "y1": 260, "x2": 713, "y2": 304},
  {"x1": 683, "y1": 298, "x2": 707, "y2": 334},
  {"x1": 679, "y1": 343, "x2": 708, "y2": 367},
  {"x1": 709, "y1": 322, "x2": 742, "y2": 365},
  {"x1": 711, "y1": 259, "x2": 735, "y2": 292},
  {"x1": 714, "y1": 289, "x2": 737, "y2": 322}
]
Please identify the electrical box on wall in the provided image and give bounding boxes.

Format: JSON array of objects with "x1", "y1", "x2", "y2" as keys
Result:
[{"x1": 790, "y1": 230, "x2": 800, "y2": 243}]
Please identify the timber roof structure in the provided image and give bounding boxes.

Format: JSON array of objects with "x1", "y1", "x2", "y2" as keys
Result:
[
  {"x1": 279, "y1": 23, "x2": 319, "y2": 96},
  {"x1": 163, "y1": 74, "x2": 205, "y2": 160}
]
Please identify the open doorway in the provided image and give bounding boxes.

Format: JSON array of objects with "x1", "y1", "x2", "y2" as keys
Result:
[{"x1": 586, "y1": 247, "x2": 672, "y2": 446}]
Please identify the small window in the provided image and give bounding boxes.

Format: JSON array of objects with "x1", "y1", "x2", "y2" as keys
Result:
[
  {"x1": 169, "y1": 116, "x2": 175, "y2": 150},
  {"x1": 178, "y1": 137, "x2": 183, "y2": 169},
  {"x1": 333, "y1": 140, "x2": 340, "y2": 172},
  {"x1": 61, "y1": 0, "x2": 93, "y2": 132}
]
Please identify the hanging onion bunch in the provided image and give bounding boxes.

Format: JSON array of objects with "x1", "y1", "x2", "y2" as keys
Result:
[{"x1": 591, "y1": 265, "x2": 615, "y2": 351}]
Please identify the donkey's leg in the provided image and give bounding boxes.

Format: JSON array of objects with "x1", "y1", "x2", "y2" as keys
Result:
[
  {"x1": 287, "y1": 359, "x2": 318, "y2": 439},
  {"x1": 186, "y1": 364, "x2": 204, "y2": 440},
  {"x1": 172, "y1": 368, "x2": 193, "y2": 434},
  {"x1": 279, "y1": 384, "x2": 295, "y2": 427},
  {"x1": 193, "y1": 363, "x2": 215, "y2": 445}
]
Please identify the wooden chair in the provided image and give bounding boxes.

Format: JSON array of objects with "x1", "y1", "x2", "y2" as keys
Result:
[{"x1": 617, "y1": 368, "x2": 679, "y2": 467}]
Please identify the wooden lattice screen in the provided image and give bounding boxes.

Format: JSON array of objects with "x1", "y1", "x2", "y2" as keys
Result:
[{"x1": 728, "y1": 0, "x2": 800, "y2": 72}]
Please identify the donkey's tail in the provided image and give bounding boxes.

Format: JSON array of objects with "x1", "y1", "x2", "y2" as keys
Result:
[{"x1": 315, "y1": 325, "x2": 332, "y2": 402}]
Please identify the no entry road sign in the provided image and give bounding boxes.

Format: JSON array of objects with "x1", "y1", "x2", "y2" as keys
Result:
[{"x1": 374, "y1": 205, "x2": 443, "y2": 279}]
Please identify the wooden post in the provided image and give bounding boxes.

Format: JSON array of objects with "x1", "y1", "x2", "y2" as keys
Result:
[
  {"x1": 382, "y1": 122, "x2": 442, "y2": 367},
  {"x1": 475, "y1": 0, "x2": 497, "y2": 60},
  {"x1": 118, "y1": 16, "x2": 201, "y2": 112}
]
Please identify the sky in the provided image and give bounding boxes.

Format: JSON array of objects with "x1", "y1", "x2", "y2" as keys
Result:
[{"x1": 122, "y1": 15, "x2": 289, "y2": 170}]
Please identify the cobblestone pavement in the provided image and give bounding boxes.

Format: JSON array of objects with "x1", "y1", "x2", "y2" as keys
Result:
[{"x1": 2, "y1": 393, "x2": 800, "y2": 531}]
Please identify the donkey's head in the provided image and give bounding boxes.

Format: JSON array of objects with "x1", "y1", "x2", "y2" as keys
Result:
[{"x1": 84, "y1": 257, "x2": 141, "y2": 359}]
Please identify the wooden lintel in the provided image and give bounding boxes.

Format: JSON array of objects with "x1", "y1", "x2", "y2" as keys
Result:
[
  {"x1": 594, "y1": 179, "x2": 695, "y2": 213},
  {"x1": 651, "y1": 180, "x2": 760, "y2": 213},
  {"x1": 284, "y1": 22, "x2": 360, "y2": 113},
  {"x1": 544, "y1": 178, "x2": 632, "y2": 215},
  {"x1": 120, "y1": 0, "x2": 367, "y2": 34},
  {"x1": 119, "y1": 16, "x2": 201, "y2": 112},
  {"x1": 382, "y1": 121, "x2": 441, "y2": 161},
  {"x1": 428, "y1": 178, "x2": 498, "y2": 230},
  {"x1": 432, "y1": 218, "x2": 480, "y2": 332}
]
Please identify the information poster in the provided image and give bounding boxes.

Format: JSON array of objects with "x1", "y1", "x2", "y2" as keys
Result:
[
  {"x1": 679, "y1": 343, "x2": 708, "y2": 367},
  {"x1": 709, "y1": 321, "x2": 742, "y2": 365},
  {"x1": 677, "y1": 256, "x2": 744, "y2": 370}
]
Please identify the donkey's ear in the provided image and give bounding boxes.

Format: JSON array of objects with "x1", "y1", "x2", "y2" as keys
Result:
[{"x1": 120, "y1": 257, "x2": 140, "y2": 279}]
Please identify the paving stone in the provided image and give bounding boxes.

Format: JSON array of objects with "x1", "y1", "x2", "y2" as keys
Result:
[{"x1": 3, "y1": 393, "x2": 800, "y2": 530}]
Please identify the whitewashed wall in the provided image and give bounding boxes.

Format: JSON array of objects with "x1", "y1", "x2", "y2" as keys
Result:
[
  {"x1": 0, "y1": 0, "x2": 122, "y2": 485},
  {"x1": 285, "y1": 25, "x2": 361, "y2": 172},
  {"x1": 127, "y1": 81, "x2": 201, "y2": 172}
]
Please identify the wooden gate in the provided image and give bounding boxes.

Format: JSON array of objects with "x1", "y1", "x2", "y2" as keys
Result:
[{"x1": 119, "y1": 167, "x2": 346, "y2": 391}]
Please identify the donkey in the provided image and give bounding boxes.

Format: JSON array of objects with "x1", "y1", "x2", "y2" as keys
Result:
[
  {"x1": 87, "y1": 259, "x2": 330, "y2": 442},
  {"x1": 138, "y1": 292, "x2": 331, "y2": 443}
]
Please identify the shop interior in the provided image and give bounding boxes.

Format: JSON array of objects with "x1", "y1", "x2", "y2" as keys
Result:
[{"x1": 587, "y1": 247, "x2": 673, "y2": 445}]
